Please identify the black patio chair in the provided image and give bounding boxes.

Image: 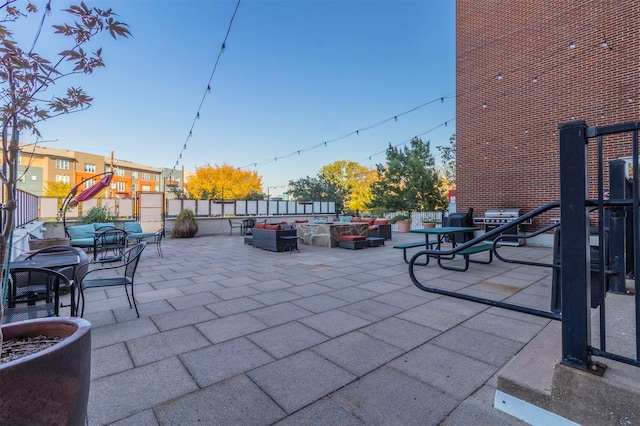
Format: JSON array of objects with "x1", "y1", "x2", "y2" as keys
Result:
[
  {"x1": 93, "y1": 228, "x2": 128, "y2": 262},
  {"x1": 23, "y1": 245, "x2": 87, "y2": 316},
  {"x1": 2, "y1": 267, "x2": 70, "y2": 324},
  {"x1": 76, "y1": 242, "x2": 146, "y2": 318}
]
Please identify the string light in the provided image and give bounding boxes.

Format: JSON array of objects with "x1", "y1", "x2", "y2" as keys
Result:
[
  {"x1": 569, "y1": 41, "x2": 575, "y2": 49},
  {"x1": 238, "y1": 94, "x2": 454, "y2": 170},
  {"x1": 497, "y1": 73, "x2": 503, "y2": 80},
  {"x1": 167, "y1": 0, "x2": 241, "y2": 181}
]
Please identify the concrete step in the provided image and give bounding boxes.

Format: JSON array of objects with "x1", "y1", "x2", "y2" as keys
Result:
[{"x1": 495, "y1": 292, "x2": 639, "y2": 425}]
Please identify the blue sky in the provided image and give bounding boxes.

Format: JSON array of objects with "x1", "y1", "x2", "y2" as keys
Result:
[{"x1": 29, "y1": 0, "x2": 455, "y2": 195}]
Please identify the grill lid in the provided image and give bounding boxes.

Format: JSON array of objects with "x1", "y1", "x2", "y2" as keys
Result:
[{"x1": 485, "y1": 208, "x2": 521, "y2": 218}]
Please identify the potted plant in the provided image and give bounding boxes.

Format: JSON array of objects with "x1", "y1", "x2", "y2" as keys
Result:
[
  {"x1": 173, "y1": 208, "x2": 199, "y2": 238},
  {"x1": 0, "y1": 3, "x2": 129, "y2": 424},
  {"x1": 422, "y1": 215, "x2": 441, "y2": 229},
  {"x1": 390, "y1": 214, "x2": 412, "y2": 232}
]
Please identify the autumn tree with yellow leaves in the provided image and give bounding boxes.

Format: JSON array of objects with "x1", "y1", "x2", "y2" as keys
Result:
[{"x1": 184, "y1": 163, "x2": 263, "y2": 200}]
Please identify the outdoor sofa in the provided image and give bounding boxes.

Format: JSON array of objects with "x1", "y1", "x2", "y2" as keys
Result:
[{"x1": 251, "y1": 222, "x2": 297, "y2": 252}]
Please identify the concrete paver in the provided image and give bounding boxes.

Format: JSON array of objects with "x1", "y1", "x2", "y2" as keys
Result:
[{"x1": 80, "y1": 232, "x2": 558, "y2": 425}]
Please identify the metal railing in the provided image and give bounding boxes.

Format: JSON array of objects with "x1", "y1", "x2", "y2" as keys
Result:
[
  {"x1": 559, "y1": 120, "x2": 639, "y2": 370},
  {"x1": 408, "y1": 119, "x2": 640, "y2": 372},
  {"x1": 8, "y1": 189, "x2": 40, "y2": 228}
]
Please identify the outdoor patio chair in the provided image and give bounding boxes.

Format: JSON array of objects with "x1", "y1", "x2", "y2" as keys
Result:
[
  {"x1": 22, "y1": 245, "x2": 86, "y2": 315},
  {"x1": 2, "y1": 267, "x2": 70, "y2": 324},
  {"x1": 75, "y1": 242, "x2": 147, "y2": 318},
  {"x1": 93, "y1": 228, "x2": 128, "y2": 262},
  {"x1": 229, "y1": 219, "x2": 244, "y2": 235},
  {"x1": 124, "y1": 222, "x2": 165, "y2": 257}
]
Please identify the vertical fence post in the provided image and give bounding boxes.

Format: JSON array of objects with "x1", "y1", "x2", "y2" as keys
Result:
[
  {"x1": 558, "y1": 120, "x2": 591, "y2": 370},
  {"x1": 609, "y1": 159, "x2": 627, "y2": 293}
]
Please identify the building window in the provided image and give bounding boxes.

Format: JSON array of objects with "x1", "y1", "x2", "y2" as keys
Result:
[
  {"x1": 56, "y1": 175, "x2": 71, "y2": 184},
  {"x1": 154, "y1": 185, "x2": 159, "y2": 192},
  {"x1": 115, "y1": 168, "x2": 125, "y2": 176},
  {"x1": 84, "y1": 163, "x2": 96, "y2": 173},
  {"x1": 153, "y1": 175, "x2": 159, "y2": 181},
  {"x1": 105, "y1": 165, "x2": 111, "y2": 172},
  {"x1": 142, "y1": 172, "x2": 150, "y2": 180},
  {"x1": 56, "y1": 159, "x2": 69, "y2": 170},
  {"x1": 131, "y1": 171, "x2": 138, "y2": 179},
  {"x1": 131, "y1": 183, "x2": 137, "y2": 192},
  {"x1": 141, "y1": 184, "x2": 151, "y2": 191},
  {"x1": 115, "y1": 181, "x2": 125, "y2": 191},
  {"x1": 83, "y1": 178, "x2": 96, "y2": 189}
]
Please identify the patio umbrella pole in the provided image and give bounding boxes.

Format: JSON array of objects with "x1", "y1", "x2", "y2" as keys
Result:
[{"x1": 60, "y1": 172, "x2": 114, "y2": 232}]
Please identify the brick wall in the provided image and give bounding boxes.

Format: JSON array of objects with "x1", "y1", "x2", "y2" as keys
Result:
[{"x1": 456, "y1": 1, "x2": 639, "y2": 227}]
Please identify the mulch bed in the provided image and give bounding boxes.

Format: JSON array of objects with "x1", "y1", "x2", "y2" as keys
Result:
[{"x1": 1, "y1": 335, "x2": 64, "y2": 364}]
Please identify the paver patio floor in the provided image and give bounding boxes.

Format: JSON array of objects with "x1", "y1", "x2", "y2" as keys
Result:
[{"x1": 80, "y1": 231, "x2": 555, "y2": 425}]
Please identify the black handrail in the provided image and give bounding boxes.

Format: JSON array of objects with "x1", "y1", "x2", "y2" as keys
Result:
[{"x1": 408, "y1": 200, "x2": 563, "y2": 321}]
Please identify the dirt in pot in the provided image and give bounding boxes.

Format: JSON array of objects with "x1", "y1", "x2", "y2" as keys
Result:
[{"x1": 1, "y1": 335, "x2": 64, "y2": 364}]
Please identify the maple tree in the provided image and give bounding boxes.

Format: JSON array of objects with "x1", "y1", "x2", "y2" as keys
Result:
[
  {"x1": 184, "y1": 163, "x2": 263, "y2": 200},
  {"x1": 319, "y1": 160, "x2": 377, "y2": 214}
]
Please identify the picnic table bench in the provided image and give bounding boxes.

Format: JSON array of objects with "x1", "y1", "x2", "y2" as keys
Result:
[
  {"x1": 437, "y1": 243, "x2": 494, "y2": 271},
  {"x1": 394, "y1": 240, "x2": 437, "y2": 265}
]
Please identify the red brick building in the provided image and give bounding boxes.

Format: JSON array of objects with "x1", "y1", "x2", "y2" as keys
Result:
[{"x1": 456, "y1": 1, "x2": 639, "y2": 228}]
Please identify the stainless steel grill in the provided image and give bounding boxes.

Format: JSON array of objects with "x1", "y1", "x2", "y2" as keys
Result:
[{"x1": 473, "y1": 208, "x2": 530, "y2": 246}]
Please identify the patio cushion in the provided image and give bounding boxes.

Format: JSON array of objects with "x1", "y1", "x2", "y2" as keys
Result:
[
  {"x1": 93, "y1": 222, "x2": 115, "y2": 231},
  {"x1": 255, "y1": 222, "x2": 266, "y2": 229},
  {"x1": 66, "y1": 224, "x2": 95, "y2": 240},
  {"x1": 373, "y1": 219, "x2": 390, "y2": 225},
  {"x1": 339, "y1": 235, "x2": 366, "y2": 241},
  {"x1": 123, "y1": 222, "x2": 143, "y2": 233},
  {"x1": 265, "y1": 224, "x2": 280, "y2": 230}
]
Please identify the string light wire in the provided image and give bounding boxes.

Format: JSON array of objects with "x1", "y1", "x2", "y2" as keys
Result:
[
  {"x1": 238, "y1": 94, "x2": 454, "y2": 169},
  {"x1": 169, "y1": 0, "x2": 241, "y2": 180}
]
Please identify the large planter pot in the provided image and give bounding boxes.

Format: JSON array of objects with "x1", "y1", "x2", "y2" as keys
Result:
[
  {"x1": 0, "y1": 317, "x2": 92, "y2": 426},
  {"x1": 173, "y1": 221, "x2": 198, "y2": 238},
  {"x1": 422, "y1": 222, "x2": 436, "y2": 229},
  {"x1": 396, "y1": 219, "x2": 412, "y2": 233}
]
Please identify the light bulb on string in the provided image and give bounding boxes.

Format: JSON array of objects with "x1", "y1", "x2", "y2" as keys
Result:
[
  {"x1": 569, "y1": 41, "x2": 575, "y2": 49},
  {"x1": 196, "y1": 113, "x2": 200, "y2": 119},
  {"x1": 207, "y1": 85, "x2": 211, "y2": 93},
  {"x1": 482, "y1": 102, "x2": 487, "y2": 109},
  {"x1": 532, "y1": 76, "x2": 538, "y2": 83},
  {"x1": 497, "y1": 73, "x2": 503, "y2": 80},
  {"x1": 394, "y1": 116, "x2": 397, "y2": 121}
]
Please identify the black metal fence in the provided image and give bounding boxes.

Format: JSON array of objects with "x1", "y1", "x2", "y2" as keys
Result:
[
  {"x1": 1, "y1": 188, "x2": 40, "y2": 229},
  {"x1": 559, "y1": 120, "x2": 639, "y2": 370}
]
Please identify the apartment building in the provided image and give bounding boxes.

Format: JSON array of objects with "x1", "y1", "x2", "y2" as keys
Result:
[{"x1": 17, "y1": 143, "x2": 163, "y2": 198}]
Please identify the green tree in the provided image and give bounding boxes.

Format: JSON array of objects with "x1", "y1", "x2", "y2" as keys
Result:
[
  {"x1": 319, "y1": 160, "x2": 377, "y2": 214},
  {"x1": 436, "y1": 134, "x2": 456, "y2": 186},
  {"x1": 290, "y1": 175, "x2": 343, "y2": 211},
  {"x1": 184, "y1": 163, "x2": 263, "y2": 200},
  {"x1": 371, "y1": 138, "x2": 447, "y2": 213}
]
